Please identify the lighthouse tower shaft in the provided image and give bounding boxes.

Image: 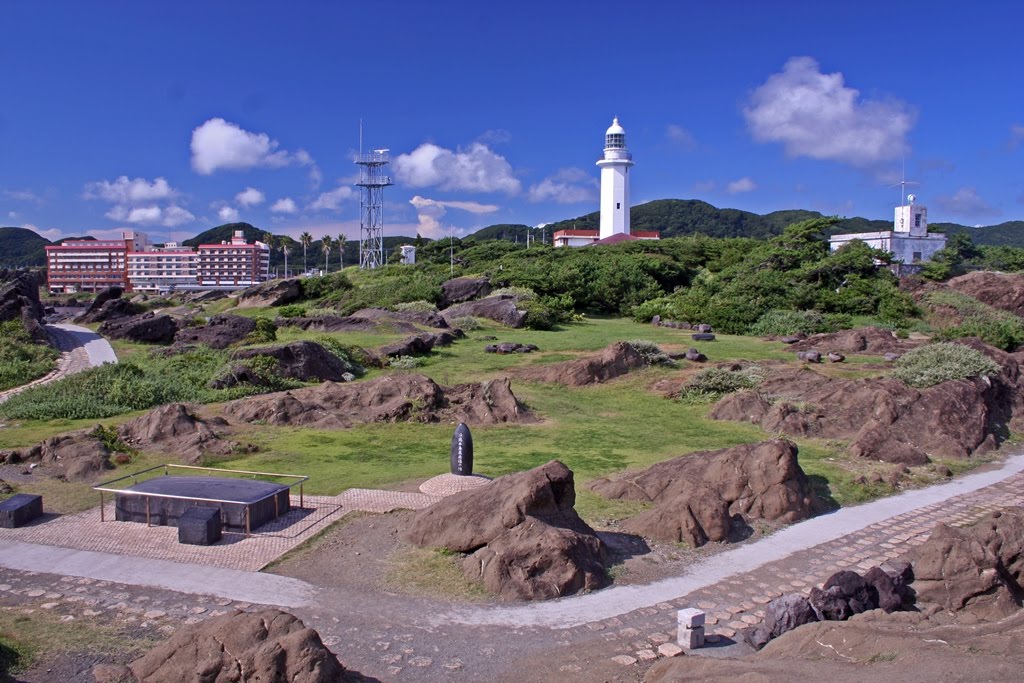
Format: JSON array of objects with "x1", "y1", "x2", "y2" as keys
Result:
[{"x1": 596, "y1": 118, "x2": 634, "y2": 239}]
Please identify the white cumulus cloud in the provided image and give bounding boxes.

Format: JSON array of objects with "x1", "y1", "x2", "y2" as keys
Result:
[
  {"x1": 190, "y1": 118, "x2": 316, "y2": 175},
  {"x1": 744, "y1": 56, "x2": 915, "y2": 166},
  {"x1": 394, "y1": 142, "x2": 520, "y2": 194},
  {"x1": 270, "y1": 197, "x2": 298, "y2": 214},
  {"x1": 409, "y1": 195, "x2": 499, "y2": 238},
  {"x1": 235, "y1": 187, "x2": 265, "y2": 207},
  {"x1": 309, "y1": 184, "x2": 356, "y2": 212},
  {"x1": 666, "y1": 124, "x2": 696, "y2": 147},
  {"x1": 1011, "y1": 124, "x2": 1024, "y2": 148},
  {"x1": 528, "y1": 167, "x2": 598, "y2": 204},
  {"x1": 218, "y1": 206, "x2": 240, "y2": 222},
  {"x1": 84, "y1": 175, "x2": 193, "y2": 227},
  {"x1": 726, "y1": 177, "x2": 758, "y2": 194}
]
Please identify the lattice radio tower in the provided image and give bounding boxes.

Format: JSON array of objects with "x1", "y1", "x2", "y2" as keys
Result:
[{"x1": 355, "y1": 128, "x2": 393, "y2": 269}]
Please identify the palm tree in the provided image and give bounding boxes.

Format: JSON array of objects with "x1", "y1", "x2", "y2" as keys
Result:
[
  {"x1": 321, "y1": 235, "x2": 332, "y2": 273},
  {"x1": 281, "y1": 242, "x2": 291, "y2": 278},
  {"x1": 299, "y1": 231, "x2": 312, "y2": 274},
  {"x1": 337, "y1": 235, "x2": 346, "y2": 269}
]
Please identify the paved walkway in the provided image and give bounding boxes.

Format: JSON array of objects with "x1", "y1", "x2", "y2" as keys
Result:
[{"x1": 0, "y1": 323, "x2": 116, "y2": 404}]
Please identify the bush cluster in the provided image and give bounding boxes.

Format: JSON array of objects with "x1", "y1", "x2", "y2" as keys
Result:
[
  {"x1": 892, "y1": 342, "x2": 1000, "y2": 388},
  {"x1": 392, "y1": 300, "x2": 438, "y2": 313},
  {"x1": 626, "y1": 340, "x2": 676, "y2": 366},
  {"x1": 676, "y1": 365, "x2": 766, "y2": 403},
  {"x1": 388, "y1": 355, "x2": 425, "y2": 370},
  {"x1": 0, "y1": 320, "x2": 59, "y2": 392},
  {"x1": 277, "y1": 304, "x2": 308, "y2": 318},
  {"x1": 924, "y1": 290, "x2": 1024, "y2": 351}
]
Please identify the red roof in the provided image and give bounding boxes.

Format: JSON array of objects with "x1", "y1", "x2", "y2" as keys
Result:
[
  {"x1": 592, "y1": 233, "x2": 640, "y2": 245},
  {"x1": 553, "y1": 229, "x2": 599, "y2": 237},
  {"x1": 633, "y1": 231, "x2": 660, "y2": 238}
]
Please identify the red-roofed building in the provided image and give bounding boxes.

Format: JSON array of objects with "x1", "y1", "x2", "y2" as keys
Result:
[
  {"x1": 553, "y1": 228, "x2": 659, "y2": 248},
  {"x1": 45, "y1": 230, "x2": 149, "y2": 293}
]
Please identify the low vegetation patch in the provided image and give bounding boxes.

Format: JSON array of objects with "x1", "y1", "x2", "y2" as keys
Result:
[
  {"x1": 625, "y1": 339, "x2": 676, "y2": 366},
  {"x1": 892, "y1": 342, "x2": 1000, "y2": 388},
  {"x1": 924, "y1": 290, "x2": 1024, "y2": 351},
  {"x1": 748, "y1": 309, "x2": 851, "y2": 337},
  {"x1": 0, "y1": 320, "x2": 59, "y2": 392},
  {"x1": 392, "y1": 300, "x2": 437, "y2": 313},
  {"x1": 676, "y1": 365, "x2": 767, "y2": 403}
]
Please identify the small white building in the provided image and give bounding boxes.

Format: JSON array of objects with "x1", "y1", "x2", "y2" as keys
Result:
[
  {"x1": 399, "y1": 245, "x2": 416, "y2": 265},
  {"x1": 596, "y1": 117, "x2": 634, "y2": 239},
  {"x1": 829, "y1": 194, "x2": 946, "y2": 267}
]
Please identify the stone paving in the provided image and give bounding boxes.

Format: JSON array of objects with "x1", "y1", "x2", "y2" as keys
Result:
[
  {"x1": 0, "y1": 325, "x2": 93, "y2": 404},
  {"x1": 0, "y1": 487, "x2": 444, "y2": 572},
  {"x1": 574, "y1": 468, "x2": 1024, "y2": 670}
]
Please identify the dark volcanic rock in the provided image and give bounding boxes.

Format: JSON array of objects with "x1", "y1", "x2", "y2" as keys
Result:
[
  {"x1": 221, "y1": 373, "x2": 530, "y2": 428},
  {"x1": 711, "y1": 348, "x2": 1021, "y2": 463},
  {"x1": 350, "y1": 307, "x2": 451, "y2": 330},
  {"x1": 439, "y1": 276, "x2": 491, "y2": 309},
  {"x1": 98, "y1": 312, "x2": 179, "y2": 343},
  {"x1": 0, "y1": 270, "x2": 47, "y2": 342},
  {"x1": 788, "y1": 326, "x2": 918, "y2": 355},
  {"x1": 121, "y1": 609, "x2": 345, "y2": 683},
  {"x1": 517, "y1": 341, "x2": 647, "y2": 386},
  {"x1": 236, "y1": 277, "x2": 302, "y2": 308},
  {"x1": 173, "y1": 314, "x2": 256, "y2": 349},
  {"x1": 765, "y1": 593, "x2": 819, "y2": 639},
  {"x1": 910, "y1": 509, "x2": 1024, "y2": 620},
  {"x1": 117, "y1": 403, "x2": 235, "y2": 464},
  {"x1": 442, "y1": 294, "x2": 527, "y2": 328},
  {"x1": 75, "y1": 296, "x2": 140, "y2": 324},
  {"x1": 81, "y1": 286, "x2": 122, "y2": 316},
  {"x1": 232, "y1": 340, "x2": 356, "y2": 382},
  {"x1": 588, "y1": 439, "x2": 821, "y2": 547},
  {"x1": 947, "y1": 271, "x2": 1024, "y2": 318},
  {"x1": 406, "y1": 460, "x2": 608, "y2": 600},
  {"x1": 17, "y1": 431, "x2": 111, "y2": 481}
]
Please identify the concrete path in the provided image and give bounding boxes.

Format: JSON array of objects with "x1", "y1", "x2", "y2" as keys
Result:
[
  {"x1": 0, "y1": 539, "x2": 315, "y2": 608},
  {"x1": 434, "y1": 452, "x2": 1024, "y2": 629},
  {"x1": 0, "y1": 323, "x2": 116, "y2": 404}
]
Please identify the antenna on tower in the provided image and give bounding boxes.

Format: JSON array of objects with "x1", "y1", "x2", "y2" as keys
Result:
[{"x1": 889, "y1": 157, "x2": 919, "y2": 206}]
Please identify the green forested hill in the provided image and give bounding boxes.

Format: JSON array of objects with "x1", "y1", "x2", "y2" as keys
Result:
[{"x1": 0, "y1": 227, "x2": 50, "y2": 267}]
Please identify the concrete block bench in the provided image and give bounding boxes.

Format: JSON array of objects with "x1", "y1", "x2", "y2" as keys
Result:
[
  {"x1": 0, "y1": 493, "x2": 43, "y2": 528},
  {"x1": 178, "y1": 506, "x2": 223, "y2": 545}
]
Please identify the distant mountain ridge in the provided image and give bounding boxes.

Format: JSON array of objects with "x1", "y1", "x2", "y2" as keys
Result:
[{"x1": 4, "y1": 201, "x2": 1023, "y2": 267}]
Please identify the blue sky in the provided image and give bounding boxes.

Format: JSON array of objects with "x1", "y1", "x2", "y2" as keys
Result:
[{"x1": 2, "y1": 0, "x2": 1022, "y2": 243}]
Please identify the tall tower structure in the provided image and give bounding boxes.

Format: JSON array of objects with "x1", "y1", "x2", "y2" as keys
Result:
[
  {"x1": 596, "y1": 117, "x2": 634, "y2": 239},
  {"x1": 355, "y1": 148, "x2": 393, "y2": 269}
]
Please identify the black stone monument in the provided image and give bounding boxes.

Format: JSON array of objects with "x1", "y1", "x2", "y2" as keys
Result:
[
  {"x1": 450, "y1": 423, "x2": 474, "y2": 476},
  {"x1": 0, "y1": 493, "x2": 43, "y2": 528},
  {"x1": 177, "y1": 506, "x2": 223, "y2": 545}
]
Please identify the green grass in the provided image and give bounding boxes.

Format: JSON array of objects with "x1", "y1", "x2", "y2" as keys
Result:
[
  {"x1": 0, "y1": 321, "x2": 59, "y2": 392},
  {"x1": 383, "y1": 547, "x2": 491, "y2": 601}
]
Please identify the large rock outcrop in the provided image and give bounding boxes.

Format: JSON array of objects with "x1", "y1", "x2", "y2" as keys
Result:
[
  {"x1": 947, "y1": 271, "x2": 1024, "y2": 318},
  {"x1": 98, "y1": 609, "x2": 345, "y2": 683},
  {"x1": 77, "y1": 297, "x2": 140, "y2": 324},
  {"x1": 517, "y1": 341, "x2": 647, "y2": 386},
  {"x1": 117, "y1": 403, "x2": 236, "y2": 464},
  {"x1": 787, "y1": 326, "x2": 919, "y2": 355},
  {"x1": 0, "y1": 270, "x2": 47, "y2": 342},
  {"x1": 236, "y1": 278, "x2": 302, "y2": 308},
  {"x1": 221, "y1": 374, "x2": 529, "y2": 428},
  {"x1": 98, "y1": 312, "x2": 179, "y2": 344},
  {"x1": 588, "y1": 439, "x2": 821, "y2": 547},
  {"x1": 711, "y1": 342, "x2": 1023, "y2": 464},
  {"x1": 231, "y1": 341, "x2": 359, "y2": 383},
  {"x1": 405, "y1": 460, "x2": 608, "y2": 600},
  {"x1": 910, "y1": 509, "x2": 1024, "y2": 621},
  {"x1": 439, "y1": 276, "x2": 491, "y2": 309},
  {"x1": 15, "y1": 431, "x2": 111, "y2": 481},
  {"x1": 441, "y1": 294, "x2": 527, "y2": 328},
  {"x1": 173, "y1": 314, "x2": 256, "y2": 349}
]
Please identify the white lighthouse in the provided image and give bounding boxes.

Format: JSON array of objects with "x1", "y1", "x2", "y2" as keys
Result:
[{"x1": 596, "y1": 117, "x2": 634, "y2": 239}]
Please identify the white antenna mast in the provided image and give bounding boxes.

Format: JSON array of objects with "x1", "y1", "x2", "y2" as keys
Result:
[{"x1": 889, "y1": 157, "x2": 918, "y2": 207}]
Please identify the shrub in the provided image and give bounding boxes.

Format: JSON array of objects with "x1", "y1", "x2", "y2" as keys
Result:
[
  {"x1": 676, "y1": 365, "x2": 766, "y2": 402},
  {"x1": 392, "y1": 300, "x2": 438, "y2": 313},
  {"x1": 312, "y1": 337, "x2": 367, "y2": 376},
  {"x1": 491, "y1": 286, "x2": 536, "y2": 300},
  {"x1": 749, "y1": 309, "x2": 831, "y2": 337},
  {"x1": 626, "y1": 340, "x2": 676, "y2": 366},
  {"x1": 300, "y1": 272, "x2": 353, "y2": 300},
  {"x1": 388, "y1": 355, "x2": 425, "y2": 370},
  {"x1": 90, "y1": 424, "x2": 136, "y2": 456},
  {"x1": 892, "y1": 342, "x2": 1000, "y2": 388},
  {"x1": 277, "y1": 304, "x2": 308, "y2": 318},
  {"x1": 924, "y1": 291, "x2": 1024, "y2": 351},
  {"x1": 450, "y1": 316, "x2": 483, "y2": 331},
  {"x1": 520, "y1": 295, "x2": 572, "y2": 330},
  {"x1": 0, "y1": 320, "x2": 59, "y2": 392},
  {"x1": 246, "y1": 318, "x2": 278, "y2": 344}
]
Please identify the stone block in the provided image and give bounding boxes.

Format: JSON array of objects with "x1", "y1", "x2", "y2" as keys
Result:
[
  {"x1": 677, "y1": 625, "x2": 705, "y2": 649},
  {"x1": 177, "y1": 506, "x2": 222, "y2": 545},
  {"x1": 678, "y1": 607, "x2": 705, "y2": 628},
  {"x1": 0, "y1": 493, "x2": 43, "y2": 528},
  {"x1": 657, "y1": 642, "x2": 683, "y2": 658}
]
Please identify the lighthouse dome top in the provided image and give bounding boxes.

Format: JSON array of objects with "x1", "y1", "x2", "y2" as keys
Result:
[{"x1": 605, "y1": 117, "x2": 626, "y2": 150}]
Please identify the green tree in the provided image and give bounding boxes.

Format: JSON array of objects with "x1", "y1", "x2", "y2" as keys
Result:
[
  {"x1": 300, "y1": 231, "x2": 312, "y2": 273},
  {"x1": 321, "y1": 235, "x2": 333, "y2": 273}
]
